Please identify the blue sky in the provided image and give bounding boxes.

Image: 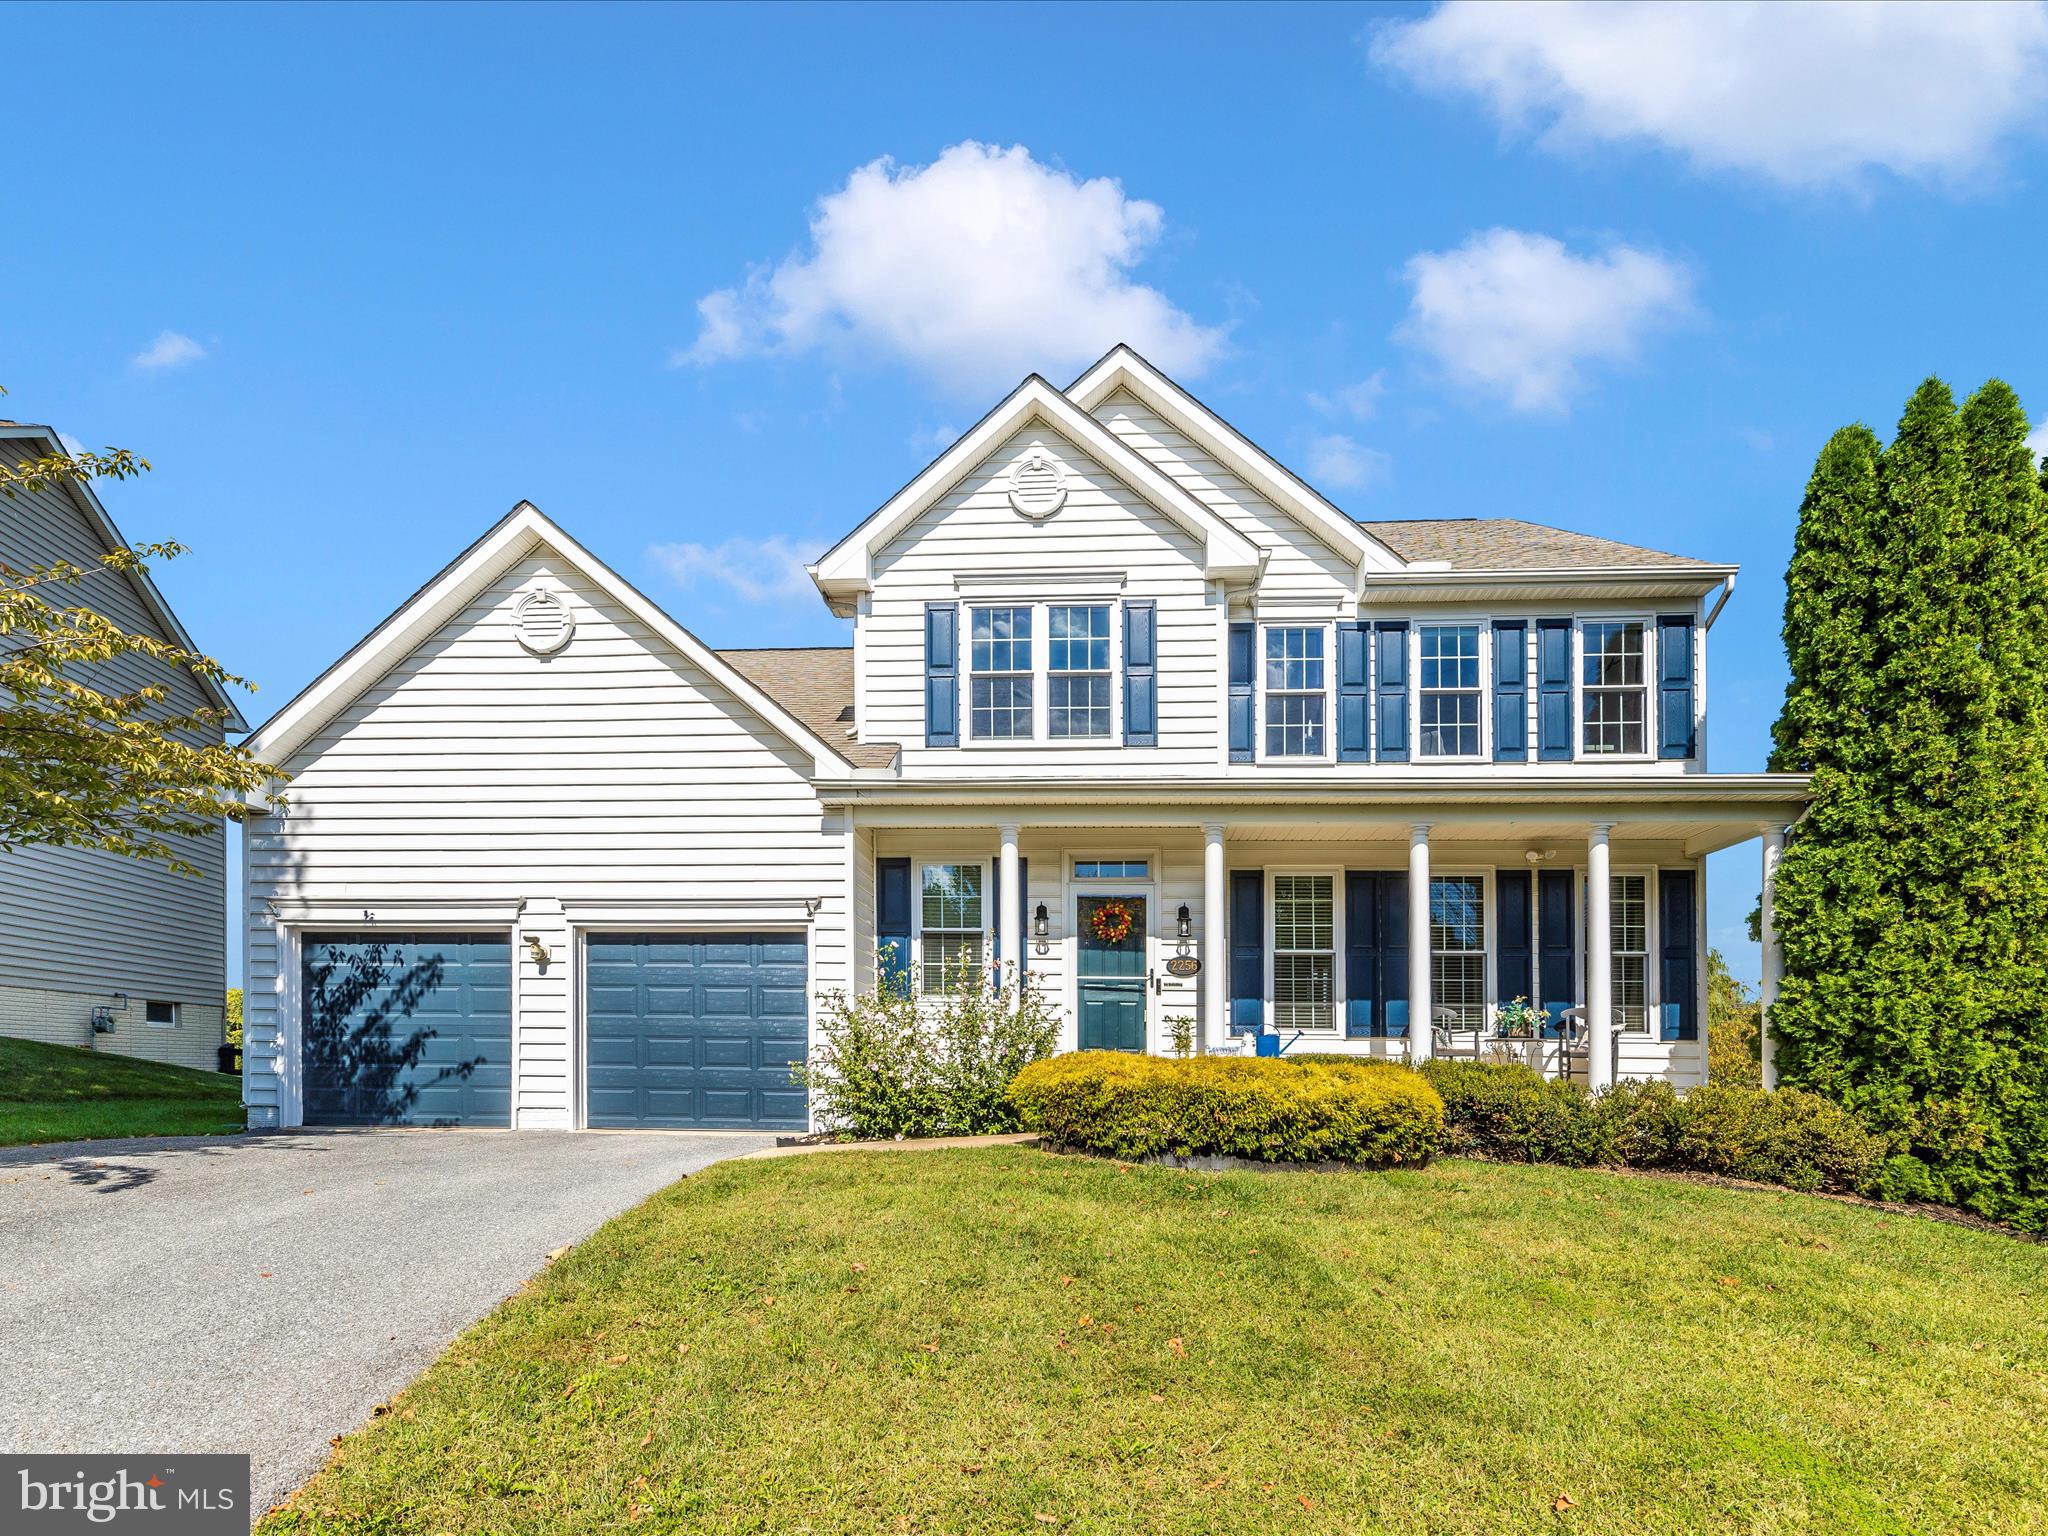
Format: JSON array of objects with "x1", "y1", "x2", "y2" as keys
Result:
[{"x1": 8, "y1": 2, "x2": 2048, "y2": 983}]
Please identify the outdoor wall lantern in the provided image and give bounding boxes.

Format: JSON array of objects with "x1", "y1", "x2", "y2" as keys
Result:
[
  {"x1": 1176, "y1": 904, "x2": 1192, "y2": 941},
  {"x1": 1033, "y1": 901, "x2": 1050, "y2": 955}
]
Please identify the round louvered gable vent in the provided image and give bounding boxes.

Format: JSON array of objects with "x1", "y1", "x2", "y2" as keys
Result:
[
  {"x1": 1007, "y1": 447, "x2": 1068, "y2": 520},
  {"x1": 513, "y1": 588, "x2": 574, "y2": 655}
]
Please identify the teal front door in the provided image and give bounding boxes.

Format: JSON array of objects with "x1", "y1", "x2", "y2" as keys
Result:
[{"x1": 1077, "y1": 894, "x2": 1147, "y2": 1051}]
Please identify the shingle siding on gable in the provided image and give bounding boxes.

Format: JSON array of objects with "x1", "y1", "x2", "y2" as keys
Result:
[{"x1": 0, "y1": 467, "x2": 228, "y2": 1038}]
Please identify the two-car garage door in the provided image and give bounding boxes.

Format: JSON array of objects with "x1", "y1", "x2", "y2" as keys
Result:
[
  {"x1": 300, "y1": 929, "x2": 808, "y2": 1130},
  {"x1": 585, "y1": 932, "x2": 809, "y2": 1130}
]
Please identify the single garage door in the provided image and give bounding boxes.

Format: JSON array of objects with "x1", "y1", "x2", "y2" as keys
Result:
[
  {"x1": 585, "y1": 932, "x2": 809, "y2": 1129},
  {"x1": 301, "y1": 932, "x2": 512, "y2": 1127}
]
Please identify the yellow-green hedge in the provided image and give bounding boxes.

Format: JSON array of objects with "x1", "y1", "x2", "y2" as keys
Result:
[{"x1": 1007, "y1": 1052, "x2": 1443, "y2": 1166}]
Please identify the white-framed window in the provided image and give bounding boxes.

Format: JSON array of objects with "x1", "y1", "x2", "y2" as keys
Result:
[
  {"x1": 1047, "y1": 604, "x2": 1113, "y2": 739},
  {"x1": 1430, "y1": 875, "x2": 1487, "y2": 1029},
  {"x1": 1263, "y1": 625, "x2": 1328, "y2": 758},
  {"x1": 917, "y1": 861, "x2": 986, "y2": 993},
  {"x1": 969, "y1": 606, "x2": 1034, "y2": 740},
  {"x1": 1580, "y1": 620, "x2": 1649, "y2": 756},
  {"x1": 144, "y1": 999, "x2": 179, "y2": 1027},
  {"x1": 1611, "y1": 874, "x2": 1650, "y2": 1033},
  {"x1": 1271, "y1": 873, "x2": 1336, "y2": 1030},
  {"x1": 1418, "y1": 623, "x2": 1483, "y2": 758},
  {"x1": 1074, "y1": 859, "x2": 1149, "y2": 879}
]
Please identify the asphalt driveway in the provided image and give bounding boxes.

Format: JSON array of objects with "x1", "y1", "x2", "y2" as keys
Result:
[{"x1": 0, "y1": 1127, "x2": 774, "y2": 1520}]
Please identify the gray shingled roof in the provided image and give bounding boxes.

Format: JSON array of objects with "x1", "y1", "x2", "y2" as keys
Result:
[
  {"x1": 1359, "y1": 518, "x2": 1720, "y2": 571},
  {"x1": 718, "y1": 647, "x2": 899, "y2": 770}
]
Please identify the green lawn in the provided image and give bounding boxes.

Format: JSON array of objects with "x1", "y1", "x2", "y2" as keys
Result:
[
  {"x1": 261, "y1": 1148, "x2": 2047, "y2": 1536},
  {"x1": 0, "y1": 1036, "x2": 243, "y2": 1146}
]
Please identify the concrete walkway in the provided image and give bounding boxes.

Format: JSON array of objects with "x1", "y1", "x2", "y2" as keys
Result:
[{"x1": 0, "y1": 1128, "x2": 772, "y2": 1520}]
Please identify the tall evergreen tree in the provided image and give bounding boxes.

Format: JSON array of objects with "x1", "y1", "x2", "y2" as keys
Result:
[{"x1": 1771, "y1": 379, "x2": 2048, "y2": 1227}]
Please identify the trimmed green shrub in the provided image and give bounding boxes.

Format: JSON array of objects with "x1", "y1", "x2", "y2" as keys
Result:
[
  {"x1": 1420, "y1": 1060, "x2": 1887, "y2": 1196},
  {"x1": 796, "y1": 969, "x2": 1060, "y2": 1140},
  {"x1": 1007, "y1": 1052, "x2": 1442, "y2": 1166}
]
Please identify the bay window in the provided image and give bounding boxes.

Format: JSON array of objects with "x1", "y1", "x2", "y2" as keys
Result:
[
  {"x1": 1430, "y1": 875, "x2": 1487, "y2": 1029},
  {"x1": 919, "y1": 862, "x2": 985, "y2": 992},
  {"x1": 1581, "y1": 620, "x2": 1647, "y2": 755},
  {"x1": 1263, "y1": 625, "x2": 1327, "y2": 757},
  {"x1": 1418, "y1": 623, "x2": 1482, "y2": 758},
  {"x1": 1271, "y1": 873, "x2": 1335, "y2": 1030},
  {"x1": 969, "y1": 606, "x2": 1033, "y2": 740}
]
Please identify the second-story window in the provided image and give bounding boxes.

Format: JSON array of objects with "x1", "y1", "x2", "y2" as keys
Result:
[
  {"x1": 1581, "y1": 620, "x2": 1647, "y2": 755},
  {"x1": 969, "y1": 606, "x2": 1033, "y2": 740},
  {"x1": 1418, "y1": 623, "x2": 1482, "y2": 758},
  {"x1": 1048, "y1": 604, "x2": 1112, "y2": 738},
  {"x1": 1263, "y1": 625, "x2": 1326, "y2": 757}
]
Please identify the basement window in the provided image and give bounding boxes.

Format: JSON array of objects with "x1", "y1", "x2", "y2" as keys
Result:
[{"x1": 145, "y1": 1000, "x2": 179, "y2": 1027}]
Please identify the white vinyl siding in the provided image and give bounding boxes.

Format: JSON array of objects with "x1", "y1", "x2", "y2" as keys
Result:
[
  {"x1": 0, "y1": 454, "x2": 228, "y2": 1072},
  {"x1": 241, "y1": 546, "x2": 849, "y2": 1128}
]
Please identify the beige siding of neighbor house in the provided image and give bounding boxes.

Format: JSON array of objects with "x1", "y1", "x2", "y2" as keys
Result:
[
  {"x1": 0, "y1": 458, "x2": 228, "y2": 1067},
  {"x1": 241, "y1": 542, "x2": 849, "y2": 1129}
]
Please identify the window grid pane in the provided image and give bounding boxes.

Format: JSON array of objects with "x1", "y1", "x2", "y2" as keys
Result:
[
  {"x1": 1274, "y1": 955, "x2": 1334, "y2": 1030},
  {"x1": 1048, "y1": 673, "x2": 1111, "y2": 739},
  {"x1": 1419, "y1": 624, "x2": 1483, "y2": 757},
  {"x1": 1075, "y1": 860, "x2": 1149, "y2": 879},
  {"x1": 1047, "y1": 605, "x2": 1111, "y2": 672},
  {"x1": 1273, "y1": 875, "x2": 1334, "y2": 951},
  {"x1": 969, "y1": 606, "x2": 1034, "y2": 740},
  {"x1": 1611, "y1": 874, "x2": 1649, "y2": 1032},
  {"x1": 920, "y1": 932, "x2": 986, "y2": 993},
  {"x1": 1581, "y1": 622, "x2": 1647, "y2": 756},
  {"x1": 1430, "y1": 875, "x2": 1487, "y2": 1028},
  {"x1": 1263, "y1": 626, "x2": 1327, "y2": 758},
  {"x1": 1264, "y1": 693, "x2": 1326, "y2": 758}
]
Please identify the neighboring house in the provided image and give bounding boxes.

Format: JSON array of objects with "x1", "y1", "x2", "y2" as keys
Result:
[
  {"x1": 237, "y1": 348, "x2": 1808, "y2": 1132},
  {"x1": 1, "y1": 422, "x2": 245, "y2": 1072}
]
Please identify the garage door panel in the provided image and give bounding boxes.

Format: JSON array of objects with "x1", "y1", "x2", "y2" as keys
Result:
[
  {"x1": 584, "y1": 932, "x2": 809, "y2": 1130},
  {"x1": 301, "y1": 932, "x2": 512, "y2": 1128}
]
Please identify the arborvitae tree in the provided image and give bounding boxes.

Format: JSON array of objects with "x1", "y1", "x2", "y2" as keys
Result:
[{"x1": 1771, "y1": 378, "x2": 2048, "y2": 1227}]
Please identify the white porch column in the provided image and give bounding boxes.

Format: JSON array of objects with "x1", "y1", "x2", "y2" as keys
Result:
[
  {"x1": 1759, "y1": 823, "x2": 1787, "y2": 1090},
  {"x1": 1203, "y1": 822, "x2": 1227, "y2": 1053},
  {"x1": 997, "y1": 821, "x2": 1022, "y2": 997},
  {"x1": 1408, "y1": 824, "x2": 1433, "y2": 1062},
  {"x1": 1586, "y1": 823, "x2": 1614, "y2": 1090}
]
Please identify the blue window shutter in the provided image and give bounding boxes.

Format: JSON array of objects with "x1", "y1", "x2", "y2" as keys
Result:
[
  {"x1": 1123, "y1": 601, "x2": 1157, "y2": 747},
  {"x1": 1228, "y1": 622, "x2": 1255, "y2": 762},
  {"x1": 1537, "y1": 868, "x2": 1574, "y2": 1035},
  {"x1": 1659, "y1": 869, "x2": 1698, "y2": 1040},
  {"x1": 1537, "y1": 619, "x2": 1572, "y2": 761},
  {"x1": 1344, "y1": 871, "x2": 1376, "y2": 1036},
  {"x1": 1496, "y1": 868, "x2": 1533, "y2": 1007},
  {"x1": 877, "y1": 857, "x2": 912, "y2": 992},
  {"x1": 991, "y1": 858, "x2": 1030, "y2": 975},
  {"x1": 1492, "y1": 620, "x2": 1528, "y2": 762},
  {"x1": 1374, "y1": 620, "x2": 1409, "y2": 762},
  {"x1": 1337, "y1": 623, "x2": 1370, "y2": 761},
  {"x1": 1228, "y1": 870, "x2": 1263, "y2": 1034},
  {"x1": 1380, "y1": 873, "x2": 1410, "y2": 1037},
  {"x1": 925, "y1": 604, "x2": 958, "y2": 748},
  {"x1": 1657, "y1": 616, "x2": 1695, "y2": 759}
]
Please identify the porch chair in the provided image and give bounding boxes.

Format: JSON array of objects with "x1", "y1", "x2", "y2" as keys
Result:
[
  {"x1": 1430, "y1": 1005, "x2": 1482, "y2": 1061},
  {"x1": 1557, "y1": 1007, "x2": 1624, "y2": 1085}
]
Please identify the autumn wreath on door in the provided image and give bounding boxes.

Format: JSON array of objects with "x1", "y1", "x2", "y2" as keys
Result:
[{"x1": 1089, "y1": 899, "x2": 1136, "y2": 945}]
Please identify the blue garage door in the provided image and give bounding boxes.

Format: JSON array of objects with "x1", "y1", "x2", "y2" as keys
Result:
[
  {"x1": 585, "y1": 932, "x2": 809, "y2": 1129},
  {"x1": 301, "y1": 933, "x2": 512, "y2": 1127}
]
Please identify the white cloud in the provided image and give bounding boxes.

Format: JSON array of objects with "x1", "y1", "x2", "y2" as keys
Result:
[
  {"x1": 648, "y1": 534, "x2": 824, "y2": 608},
  {"x1": 1372, "y1": 1, "x2": 2048, "y2": 190},
  {"x1": 1396, "y1": 229, "x2": 1695, "y2": 414},
  {"x1": 1307, "y1": 371, "x2": 1388, "y2": 421},
  {"x1": 2029, "y1": 422, "x2": 2048, "y2": 464},
  {"x1": 130, "y1": 330, "x2": 207, "y2": 372},
  {"x1": 1305, "y1": 434, "x2": 1391, "y2": 493},
  {"x1": 677, "y1": 141, "x2": 1225, "y2": 394}
]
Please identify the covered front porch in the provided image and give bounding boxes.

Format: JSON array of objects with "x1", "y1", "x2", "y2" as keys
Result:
[{"x1": 828, "y1": 777, "x2": 1807, "y2": 1091}]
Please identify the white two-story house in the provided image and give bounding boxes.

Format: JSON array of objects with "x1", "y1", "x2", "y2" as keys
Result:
[{"x1": 238, "y1": 348, "x2": 1808, "y2": 1131}]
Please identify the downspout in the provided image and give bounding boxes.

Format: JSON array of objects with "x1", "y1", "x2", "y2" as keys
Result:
[{"x1": 1703, "y1": 573, "x2": 1736, "y2": 630}]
